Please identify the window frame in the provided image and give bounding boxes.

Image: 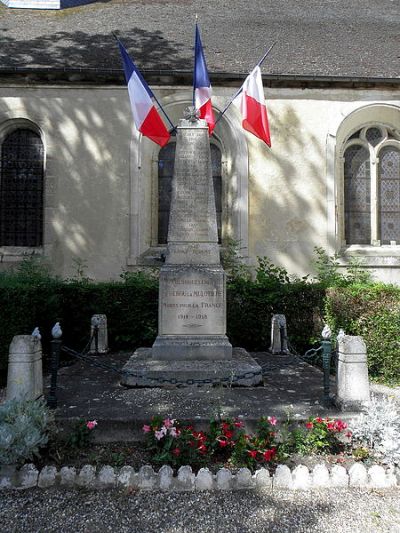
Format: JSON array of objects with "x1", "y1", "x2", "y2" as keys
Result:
[{"x1": 342, "y1": 125, "x2": 400, "y2": 247}]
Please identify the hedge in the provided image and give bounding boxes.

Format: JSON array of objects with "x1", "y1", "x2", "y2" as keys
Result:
[{"x1": 0, "y1": 271, "x2": 399, "y2": 384}]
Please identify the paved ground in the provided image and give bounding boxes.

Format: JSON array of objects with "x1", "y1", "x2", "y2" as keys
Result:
[
  {"x1": 1, "y1": 487, "x2": 400, "y2": 533},
  {"x1": 51, "y1": 351, "x2": 354, "y2": 441}
]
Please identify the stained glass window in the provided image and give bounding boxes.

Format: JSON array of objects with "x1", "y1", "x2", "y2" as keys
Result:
[
  {"x1": 379, "y1": 146, "x2": 400, "y2": 244},
  {"x1": 344, "y1": 145, "x2": 371, "y2": 244},
  {"x1": 0, "y1": 129, "x2": 44, "y2": 246}
]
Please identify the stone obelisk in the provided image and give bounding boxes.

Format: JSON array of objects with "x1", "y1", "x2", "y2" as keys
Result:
[
  {"x1": 152, "y1": 115, "x2": 232, "y2": 360},
  {"x1": 121, "y1": 111, "x2": 261, "y2": 387}
]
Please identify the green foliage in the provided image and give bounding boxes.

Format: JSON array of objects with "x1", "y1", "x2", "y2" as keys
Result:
[
  {"x1": 220, "y1": 237, "x2": 252, "y2": 281},
  {"x1": 143, "y1": 415, "x2": 349, "y2": 470},
  {"x1": 66, "y1": 419, "x2": 97, "y2": 449},
  {"x1": 325, "y1": 285, "x2": 400, "y2": 382},
  {"x1": 0, "y1": 398, "x2": 54, "y2": 465}
]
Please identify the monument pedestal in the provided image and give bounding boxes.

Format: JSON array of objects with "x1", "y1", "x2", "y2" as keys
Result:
[
  {"x1": 121, "y1": 116, "x2": 262, "y2": 387},
  {"x1": 121, "y1": 347, "x2": 262, "y2": 387}
]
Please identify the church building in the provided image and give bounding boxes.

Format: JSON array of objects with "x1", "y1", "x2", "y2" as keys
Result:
[{"x1": 0, "y1": 1, "x2": 399, "y2": 282}]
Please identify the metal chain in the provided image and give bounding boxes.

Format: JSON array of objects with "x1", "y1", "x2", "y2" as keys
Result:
[{"x1": 60, "y1": 344, "x2": 263, "y2": 386}]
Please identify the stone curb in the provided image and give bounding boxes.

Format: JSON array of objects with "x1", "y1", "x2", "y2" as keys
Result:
[{"x1": 1, "y1": 463, "x2": 399, "y2": 491}]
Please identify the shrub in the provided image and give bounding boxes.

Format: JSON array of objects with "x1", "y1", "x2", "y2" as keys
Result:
[
  {"x1": 325, "y1": 285, "x2": 400, "y2": 382},
  {"x1": 350, "y1": 394, "x2": 400, "y2": 465},
  {"x1": 0, "y1": 398, "x2": 54, "y2": 465}
]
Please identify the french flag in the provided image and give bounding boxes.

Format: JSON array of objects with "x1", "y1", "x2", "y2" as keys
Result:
[
  {"x1": 118, "y1": 41, "x2": 171, "y2": 147},
  {"x1": 234, "y1": 65, "x2": 271, "y2": 147},
  {"x1": 194, "y1": 24, "x2": 215, "y2": 135}
]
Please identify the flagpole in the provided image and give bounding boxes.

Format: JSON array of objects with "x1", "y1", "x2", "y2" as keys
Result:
[
  {"x1": 112, "y1": 32, "x2": 176, "y2": 132},
  {"x1": 213, "y1": 41, "x2": 277, "y2": 129},
  {"x1": 192, "y1": 15, "x2": 198, "y2": 108}
]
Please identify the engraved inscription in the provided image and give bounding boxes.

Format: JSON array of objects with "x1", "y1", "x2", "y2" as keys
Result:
[{"x1": 159, "y1": 269, "x2": 225, "y2": 335}]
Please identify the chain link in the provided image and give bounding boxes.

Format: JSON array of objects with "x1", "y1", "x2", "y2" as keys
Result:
[{"x1": 60, "y1": 344, "x2": 262, "y2": 386}]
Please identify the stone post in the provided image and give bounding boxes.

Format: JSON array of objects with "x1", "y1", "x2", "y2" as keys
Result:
[
  {"x1": 269, "y1": 314, "x2": 288, "y2": 354},
  {"x1": 6, "y1": 335, "x2": 43, "y2": 401},
  {"x1": 89, "y1": 314, "x2": 108, "y2": 354},
  {"x1": 335, "y1": 335, "x2": 370, "y2": 411}
]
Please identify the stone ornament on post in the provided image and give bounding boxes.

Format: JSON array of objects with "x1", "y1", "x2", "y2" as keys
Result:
[
  {"x1": 335, "y1": 335, "x2": 370, "y2": 411},
  {"x1": 89, "y1": 314, "x2": 108, "y2": 354},
  {"x1": 6, "y1": 333, "x2": 43, "y2": 401}
]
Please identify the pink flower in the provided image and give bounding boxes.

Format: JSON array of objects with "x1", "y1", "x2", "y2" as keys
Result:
[
  {"x1": 163, "y1": 418, "x2": 175, "y2": 429},
  {"x1": 142, "y1": 424, "x2": 151, "y2": 433},
  {"x1": 305, "y1": 421, "x2": 314, "y2": 430},
  {"x1": 155, "y1": 427, "x2": 167, "y2": 440},
  {"x1": 267, "y1": 416, "x2": 277, "y2": 426},
  {"x1": 169, "y1": 427, "x2": 179, "y2": 438},
  {"x1": 172, "y1": 448, "x2": 181, "y2": 456},
  {"x1": 86, "y1": 420, "x2": 97, "y2": 430}
]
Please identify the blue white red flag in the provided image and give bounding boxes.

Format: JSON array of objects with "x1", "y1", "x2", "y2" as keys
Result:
[
  {"x1": 118, "y1": 41, "x2": 171, "y2": 147},
  {"x1": 193, "y1": 24, "x2": 215, "y2": 135},
  {"x1": 233, "y1": 65, "x2": 271, "y2": 147}
]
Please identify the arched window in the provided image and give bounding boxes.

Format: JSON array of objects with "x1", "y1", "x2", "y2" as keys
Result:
[
  {"x1": 0, "y1": 128, "x2": 44, "y2": 247},
  {"x1": 158, "y1": 141, "x2": 222, "y2": 245},
  {"x1": 343, "y1": 125, "x2": 400, "y2": 245}
]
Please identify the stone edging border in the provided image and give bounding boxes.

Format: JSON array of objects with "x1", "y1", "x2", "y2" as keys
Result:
[{"x1": 1, "y1": 462, "x2": 399, "y2": 491}]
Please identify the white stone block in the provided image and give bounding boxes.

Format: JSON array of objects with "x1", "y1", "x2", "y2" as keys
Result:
[
  {"x1": 235, "y1": 468, "x2": 254, "y2": 489},
  {"x1": 138, "y1": 465, "x2": 157, "y2": 490},
  {"x1": 18, "y1": 464, "x2": 39, "y2": 489},
  {"x1": 336, "y1": 335, "x2": 370, "y2": 411},
  {"x1": 349, "y1": 463, "x2": 368, "y2": 487},
  {"x1": 7, "y1": 335, "x2": 43, "y2": 401},
  {"x1": 158, "y1": 465, "x2": 174, "y2": 491},
  {"x1": 330, "y1": 465, "x2": 349, "y2": 487},
  {"x1": 117, "y1": 466, "x2": 135, "y2": 488},
  {"x1": 216, "y1": 468, "x2": 233, "y2": 490},
  {"x1": 368, "y1": 465, "x2": 395, "y2": 489},
  {"x1": 97, "y1": 465, "x2": 116, "y2": 488},
  {"x1": 60, "y1": 466, "x2": 76, "y2": 487},
  {"x1": 176, "y1": 465, "x2": 195, "y2": 491},
  {"x1": 311, "y1": 464, "x2": 331, "y2": 488},
  {"x1": 77, "y1": 465, "x2": 96, "y2": 488},
  {"x1": 38, "y1": 466, "x2": 57, "y2": 488},
  {"x1": 254, "y1": 468, "x2": 272, "y2": 489},
  {"x1": 273, "y1": 464, "x2": 293, "y2": 489},
  {"x1": 292, "y1": 465, "x2": 311, "y2": 490},
  {"x1": 195, "y1": 468, "x2": 214, "y2": 491}
]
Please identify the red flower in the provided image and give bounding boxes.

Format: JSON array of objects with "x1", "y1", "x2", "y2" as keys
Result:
[
  {"x1": 305, "y1": 421, "x2": 314, "y2": 430},
  {"x1": 172, "y1": 448, "x2": 181, "y2": 456},
  {"x1": 315, "y1": 417, "x2": 323, "y2": 423},
  {"x1": 224, "y1": 430, "x2": 234, "y2": 439},
  {"x1": 345, "y1": 431, "x2": 353, "y2": 438},
  {"x1": 234, "y1": 420, "x2": 244, "y2": 428},
  {"x1": 326, "y1": 421, "x2": 335, "y2": 431},
  {"x1": 218, "y1": 438, "x2": 229, "y2": 448},
  {"x1": 247, "y1": 450, "x2": 257, "y2": 458},
  {"x1": 198, "y1": 444, "x2": 207, "y2": 454},
  {"x1": 263, "y1": 448, "x2": 276, "y2": 461}
]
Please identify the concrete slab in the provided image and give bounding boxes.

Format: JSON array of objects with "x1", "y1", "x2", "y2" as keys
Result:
[
  {"x1": 48, "y1": 351, "x2": 364, "y2": 442},
  {"x1": 120, "y1": 347, "x2": 262, "y2": 387}
]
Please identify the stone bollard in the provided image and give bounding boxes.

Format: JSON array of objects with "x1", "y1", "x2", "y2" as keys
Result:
[
  {"x1": 89, "y1": 314, "x2": 108, "y2": 354},
  {"x1": 269, "y1": 314, "x2": 288, "y2": 354},
  {"x1": 6, "y1": 335, "x2": 43, "y2": 401},
  {"x1": 335, "y1": 335, "x2": 370, "y2": 411}
]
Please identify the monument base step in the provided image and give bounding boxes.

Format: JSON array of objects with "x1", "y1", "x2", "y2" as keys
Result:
[{"x1": 120, "y1": 347, "x2": 263, "y2": 388}]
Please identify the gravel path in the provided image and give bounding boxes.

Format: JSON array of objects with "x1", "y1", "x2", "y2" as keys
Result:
[{"x1": 1, "y1": 488, "x2": 399, "y2": 533}]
